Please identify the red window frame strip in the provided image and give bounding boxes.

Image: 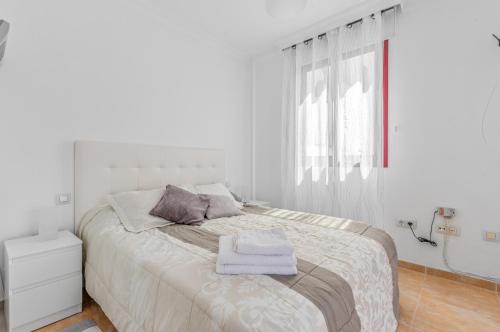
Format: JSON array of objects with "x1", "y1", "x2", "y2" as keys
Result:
[{"x1": 383, "y1": 39, "x2": 389, "y2": 168}]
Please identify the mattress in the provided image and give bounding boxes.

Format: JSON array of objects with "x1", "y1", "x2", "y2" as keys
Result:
[{"x1": 79, "y1": 206, "x2": 399, "y2": 332}]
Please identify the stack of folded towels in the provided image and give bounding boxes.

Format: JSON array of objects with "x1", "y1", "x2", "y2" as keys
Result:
[{"x1": 216, "y1": 228, "x2": 297, "y2": 275}]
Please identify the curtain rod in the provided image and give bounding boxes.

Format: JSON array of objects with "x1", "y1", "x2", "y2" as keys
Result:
[{"x1": 281, "y1": 6, "x2": 396, "y2": 52}]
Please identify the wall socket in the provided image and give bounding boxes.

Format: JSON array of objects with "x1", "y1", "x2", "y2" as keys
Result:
[
  {"x1": 396, "y1": 219, "x2": 417, "y2": 229},
  {"x1": 55, "y1": 193, "x2": 72, "y2": 205},
  {"x1": 483, "y1": 231, "x2": 499, "y2": 242},
  {"x1": 437, "y1": 224, "x2": 460, "y2": 236}
]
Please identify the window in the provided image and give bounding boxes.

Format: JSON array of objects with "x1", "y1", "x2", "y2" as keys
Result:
[
  {"x1": 337, "y1": 47, "x2": 376, "y2": 167},
  {"x1": 297, "y1": 40, "x2": 389, "y2": 169},
  {"x1": 298, "y1": 60, "x2": 330, "y2": 166}
]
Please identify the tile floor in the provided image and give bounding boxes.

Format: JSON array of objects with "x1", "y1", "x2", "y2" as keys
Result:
[
  {"x1": 35, "y1": 302, "x2": 116, "y2": 332},
  {"x1": 397, "y1": 267, "x2": 500, "y2": 331},
  {"x1": 2, "y1": 266, "x2": 498, "y2": 332}
]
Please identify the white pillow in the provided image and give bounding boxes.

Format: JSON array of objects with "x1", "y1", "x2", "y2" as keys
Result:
[
  {"x1": 107, "y1": 188, "x2": 173, "y2": 233},
  {"x1": 177, "y1": 184, "x2": 198, "y2": 194},
  {"x1": 195, "y1": 183, "x2": 243, "y2": 209}
]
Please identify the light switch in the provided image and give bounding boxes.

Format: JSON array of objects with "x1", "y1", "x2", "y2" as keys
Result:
[
  {"x1": 483, "y1": 231, "x2": 499, "y2": 242},
  {"x1": 56, "y1": 193, "x2": 72, "y2": 205},
  {"x1": 485, "y1": 231, "x2": 496, "y2": 241}
]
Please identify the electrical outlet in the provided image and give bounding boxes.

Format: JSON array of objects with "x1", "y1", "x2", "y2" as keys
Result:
[
  {"x1": 447, "y1": 225, "x2": 460, "y2": 236},
  {"x1": 396, "y1": 219, "x2": 417, "y2": 229},
  {"x1": 55, "y1": 193, "x2": 72, "y2": 205},
  {"x1": 437, "y1": 224, "x2": 460, "y2": 236},
  {"x1": 483, "y1": 231, "x2": 499, "y2": 242}
]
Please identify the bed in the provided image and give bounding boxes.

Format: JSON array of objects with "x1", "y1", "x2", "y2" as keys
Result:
[{"x1": 75, "y1": 141, "x2": 399, "y2": 332}]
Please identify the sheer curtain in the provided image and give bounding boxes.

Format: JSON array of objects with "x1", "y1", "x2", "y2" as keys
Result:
[{"x1": 281, "y1": 12, "x2": 387, "y2": 226}]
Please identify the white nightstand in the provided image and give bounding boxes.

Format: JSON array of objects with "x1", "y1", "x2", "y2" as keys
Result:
[
  {"x1": 244, "y1": 200, "x2": 271, "y2": 209},
  {"x1": 3, "y1": 231, "x2": 82, "y2": 332}
]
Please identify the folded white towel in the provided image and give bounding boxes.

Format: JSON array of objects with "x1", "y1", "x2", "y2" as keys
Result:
[
  {"x1": 217, "y1": 235, "x2": 296, "y2": 266},
  {"x1": 234, "y1": 228, "x2": 294, "y2": 256},
  {"x1": 216, "y1": 263, "x2": 297, "y2": 275}
]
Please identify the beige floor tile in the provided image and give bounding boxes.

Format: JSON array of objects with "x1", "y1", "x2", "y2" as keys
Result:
[
  {"x1": 422, "y1": 275, "x2": 500, "y2": 318},
  {"x1": 399, "y1": 267, "x2": 426, "y2": 297},
  {"x1": 400, "y1": 293, "x2": 419, "y2": 325},
  {"x1": 396, "y1": 321, "x2": 412, "y2": 332},
  {"x1": 412, "y1": 293, "x2": 500, "y2": 332},
  {"x1": 34, "y1": 301, "x2": 115, "y2": 332},
  {"x1": 398, "y1": 267, "x2": 425, "y2": 325}
]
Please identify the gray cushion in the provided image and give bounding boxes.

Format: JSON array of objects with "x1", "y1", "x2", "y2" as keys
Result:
[
  {"x1": 201, "y1": 194, "x2": 244, "y2": 220},
  {"x1": 150, "y1": 185, "x2": 209, "y2": 225}
]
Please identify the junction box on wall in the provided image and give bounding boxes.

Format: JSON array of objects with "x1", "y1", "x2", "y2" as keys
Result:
[
  {"x1": 437, "y1": 207, "x2": 455, "y2": 218},
  {"x1": 436, "y1": 207, "x2": 459, "y2": 236}
]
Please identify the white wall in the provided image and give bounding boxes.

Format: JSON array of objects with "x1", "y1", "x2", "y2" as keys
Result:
[
  {"x1": 254, "y1": 53, "x2": 283, "y2": 207},
  {"x1": 0, "y1": 0, "x2": 252, "y2": 268},
  {"x1": 254, "y1": 0, "x2": 500, "y2": 278}
]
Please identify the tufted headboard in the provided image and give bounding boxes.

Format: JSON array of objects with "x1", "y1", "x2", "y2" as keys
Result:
[{"x1": 74, "y1": 141, "x2": 225, "y2": 230}]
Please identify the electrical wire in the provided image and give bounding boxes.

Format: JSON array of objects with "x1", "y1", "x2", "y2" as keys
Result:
[
  {"x1": 481, "y1": 76, "x2": 500, "y2": 144},
  {"x1": 428, "y1": 210, "x2": 437, "y2": 242},
  {"x1": 408, "y1": 222, "x2": 420, "y2": 241},
  {"x1": 407, "y1": 211, "x2": 438, "y2": 246},
  {"x1": 407, "y1": 221, "x2": 438, "y2": 247},
  {"x1": 409, "y1": 210, "x2": 500, "y2": 281},
  {"x1": 442, "y1": 233, "x2": 500, "y2": 283}
]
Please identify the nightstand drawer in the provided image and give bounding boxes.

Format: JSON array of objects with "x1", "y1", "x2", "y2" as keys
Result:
[
  {"x1": 9, "y1": 245, "x2": 81, "y2": 290},
  {"x1": 9, "y1": 273, "x2": 82, "y2": 329}
]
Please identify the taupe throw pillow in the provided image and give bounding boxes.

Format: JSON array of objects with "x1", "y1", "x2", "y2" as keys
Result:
[
  {"x1": 201, "y1": 194, "x2": 244, "y2": 220},
  {"x1": 150, "y1": 185, "x2": 209, "y2": 225}
]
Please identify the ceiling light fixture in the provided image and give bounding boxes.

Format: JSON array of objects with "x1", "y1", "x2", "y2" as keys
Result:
[{"x1": 265, "y1": 0, "x2": 308, "y2": 19}]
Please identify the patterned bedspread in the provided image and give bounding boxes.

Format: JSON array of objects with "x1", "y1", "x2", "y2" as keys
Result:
[{"x1": 79, "y1": 206, "x2": 398, "y2": 332}]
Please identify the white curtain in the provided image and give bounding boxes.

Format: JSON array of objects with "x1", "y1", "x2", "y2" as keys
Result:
[{"x1": 281, "y1": 12, "x2": 389, "y2": 226}]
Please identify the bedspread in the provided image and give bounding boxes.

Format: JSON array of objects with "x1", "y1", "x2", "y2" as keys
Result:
[{"x1": 79, "y1": 206, "x2": 398, "y2": 332}]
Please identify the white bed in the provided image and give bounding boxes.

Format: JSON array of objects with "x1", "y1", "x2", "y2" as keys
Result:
[{"x1": 74, "y1": 141, "x2": 399, "y2": 332}]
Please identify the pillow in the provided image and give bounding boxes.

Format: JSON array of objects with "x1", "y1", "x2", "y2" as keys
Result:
[
  {"x1": 150, "y1": 185, "x2": 209, "y2": 225},
  {"x1": 195, "y1": 183, "x2": 243, "y2": 209},
  {"x1": 107, "y1": 188, "x2": 173, "y2": 233},
  {"x1": 201, "y1": 194, "x2": 244, "y2": 220},
  {"x1": 177, "y1": 184, "x2": 198, "y2": 194}
]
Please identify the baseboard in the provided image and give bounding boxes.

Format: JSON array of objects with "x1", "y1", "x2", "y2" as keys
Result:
[{"x1": 399, "y1": 260, "x2": 499, "y2": 293}]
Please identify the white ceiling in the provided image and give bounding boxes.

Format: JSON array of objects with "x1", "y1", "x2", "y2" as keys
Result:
[{"x1": 137, "y1": 0, "x2": 375, "y2": 56}]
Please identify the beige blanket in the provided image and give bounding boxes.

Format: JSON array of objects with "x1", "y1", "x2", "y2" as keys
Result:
[
  {"x1": 79, "y1": 206, "x2": 398, "y2": 332},
  {"x1": 246, "y1": 207, "x2": 400, "y2": 321},
  {"x1": 161, "y1": 225, "x2": 361, "y2": 332}
]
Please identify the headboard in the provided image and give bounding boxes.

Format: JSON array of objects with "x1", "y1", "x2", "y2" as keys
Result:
[{"x1": 74, "y1": 141, "x2": 225, "y2": 230}]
